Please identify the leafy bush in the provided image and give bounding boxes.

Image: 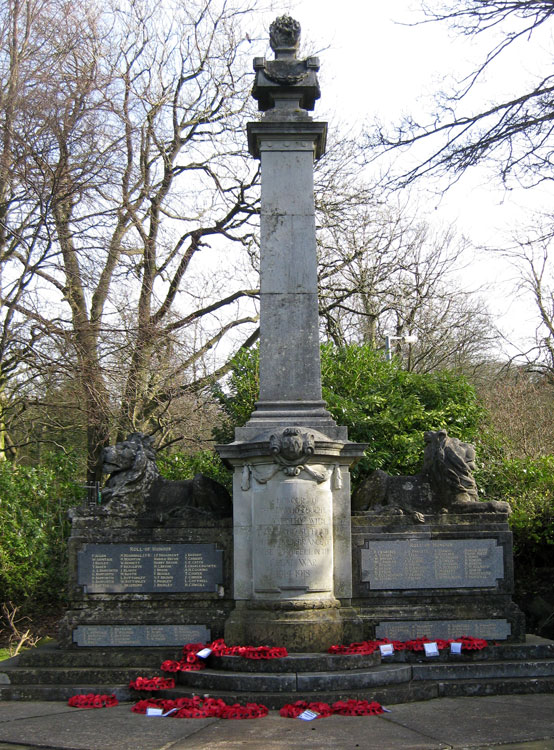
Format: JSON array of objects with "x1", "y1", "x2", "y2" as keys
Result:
[
  {"x1": 0, "y1": 452, "x2": 85, "y2": 607},
  {"x1": 213, "y1": 343, "x2": 485, "y2": 486},
  {"x1": 476, "y1": 453, "x2": 554, "y2": 564},
  {"x1": 156, "y1": 449, "x2": 232, "y2": 492}
]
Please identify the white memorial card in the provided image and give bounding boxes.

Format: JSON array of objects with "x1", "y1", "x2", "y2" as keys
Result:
[
  {"x1": 196, "y1": 648, "x2": 212, "y2": 658},
  {"x1": 298, "y1": 709, "x2": 319, "y2": 721},
  {"x1": 146, "y1": 707, "x2": 178, "y2": 717},
  {"x1": 424, "y1": 642, "x2": 439, "y2": 657},
  {"x1": 450, "y1": 642, "x2": 462, "y2": 654},
  {"x1": 379, "y1": 644, "x2": 394, "y2": 656}
]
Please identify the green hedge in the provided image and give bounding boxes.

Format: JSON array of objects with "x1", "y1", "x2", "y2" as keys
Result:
[
  {"x1": 476, "y1": 454, "x2": 554, "y2": 564},
  {"x1": 0, "y1": 453, "x2": 85, "y2": 607},
  {"x1": 214, "y1": 343, "x2": 485, "y2": 485}
]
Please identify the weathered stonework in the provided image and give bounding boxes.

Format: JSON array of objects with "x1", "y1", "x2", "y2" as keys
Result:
[
  {"x1": 217, "y1": 19, "x2": 365, "y2": 650},
  {"x1": 351, "y1": 510, "x2": 525, "y2": 642},
  {"x1": 58, "y1": 502, "x2": 234, "y2": 648}
]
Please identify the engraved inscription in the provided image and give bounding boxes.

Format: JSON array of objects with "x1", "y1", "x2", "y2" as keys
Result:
[
  {"x1": 361, "y1": 538, "x2": 504, "y2": 590},
  {"x1": 78, "y1": 544, "x2": 223, "y2": 593},
  {"x1": 375, "y1": 619, "x2": 511, "y2": 641},
  {"x1": 252, "y1": 478, "x2": 333, "y2": 594},
  {"x1": 73, "y1": 624, "x2": 211, "y2": 647}
]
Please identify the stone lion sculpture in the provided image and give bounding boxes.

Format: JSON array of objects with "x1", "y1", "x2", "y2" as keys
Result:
[
  {"x1": 101, "y1": 432, "x2": 232, "y2": 521},
  {"x1": 352, "y1": 429, "x2": 509, "y2": 516}
]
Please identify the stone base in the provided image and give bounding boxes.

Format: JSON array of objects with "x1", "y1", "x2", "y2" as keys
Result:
[
  {"x1": 60, "y1": 505, "x2": 234, "y2": 647},
  {"x1": 224, "y1": 602, "x2": 362, "y2": 652},
  {"x1": 351, "y1": 510, "x2": 526, "y2": 642}
]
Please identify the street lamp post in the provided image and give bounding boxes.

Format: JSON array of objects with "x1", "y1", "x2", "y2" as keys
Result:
[{"x1": 385, "y1": 333, "x2": 418, "y2": 361}]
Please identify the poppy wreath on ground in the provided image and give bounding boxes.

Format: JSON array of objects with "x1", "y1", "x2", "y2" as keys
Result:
[
  {"x1": 161, "y1": 641, "x2": 286, "y2": 673},
  {"x1": 332, "y1": 700, "x2": 384, "y2": 716},
  {"x1": 208, "y1": 639, "x2": 288, "y2": 659},
  {"x1": 129, "y1": 677, "x2": 176, "y2": 691},
  {"x1": 279, "y1": 700, "x2": 334, "y2": 718},
  {"x1": 458, "y1": 636, "x2": 488, "y2": 650},
  {"x1": 132, "y1": 696, "x2": 268, "y2": 719},
  {"x1": 68, "y1": 693, "x2": 118, "y2": 709},
  {"x1": 328, "y1": 636, "x2": 488, "y2": 655},
  {"x1": 182, "y1": 643, "x2": 205, "y2": 655},
  {"x1": 279, "y1": 699, "x2": 383, "y2": 718},
  {"x1": 220, "y1": 702, "x2": 269, "y2": 719}
]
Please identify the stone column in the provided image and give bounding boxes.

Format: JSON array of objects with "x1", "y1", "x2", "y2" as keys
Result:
[{"x1": 217, "y1": 16, "x2": 365, "y2": 652}]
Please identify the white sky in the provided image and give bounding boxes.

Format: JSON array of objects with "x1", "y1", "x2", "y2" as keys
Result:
[{"x1": 249, "y1": 0, "x2": 554, "y2": 355}]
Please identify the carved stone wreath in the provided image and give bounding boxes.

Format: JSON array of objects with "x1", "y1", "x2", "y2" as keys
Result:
[{"x1": 262, "y1": 65, "x2": 308, "y2": 87}]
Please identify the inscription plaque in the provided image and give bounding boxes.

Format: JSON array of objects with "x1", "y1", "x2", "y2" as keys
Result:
[
  {"x1": 73, "y1": 624, "x2": 210, "y2": 647},
  {"x1": 375, "y1": 619, "x2": 511, "y2": 641},
  {"x1": 252, "y1": 478, "x2": 333, "y2": 595},
  {"x1": 78, "y1": 543, "x2": 223, "y2": 593},
  {"x1": 361, "y1": 538, "x2": 503, "y2": 590}
]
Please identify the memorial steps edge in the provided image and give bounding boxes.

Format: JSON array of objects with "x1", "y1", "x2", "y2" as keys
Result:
[
  {"x1": 2, "y1": 665, "x2": 170, "y2": 686},
  {"x1": 16, "y1": 645, "x2": 182, "y2": 668},
  {"x1": 2, "y1": 636, "x2": 554, "y2": 706}
]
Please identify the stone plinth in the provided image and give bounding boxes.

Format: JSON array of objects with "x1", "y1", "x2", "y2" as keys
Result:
[
  {"x1": 219, "y1": 429, "x2": 365, "y2": 651},
  {"x1": 58, "y1": 504, "x2": 234, "y2": 647},
  {"x1": 351, "y1": 510, "x2": 526, "y2": 642}
]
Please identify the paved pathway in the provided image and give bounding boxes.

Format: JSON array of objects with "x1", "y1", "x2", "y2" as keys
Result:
[{"x1": 0, "y1": 694, "x2": 553, "y2": 750}]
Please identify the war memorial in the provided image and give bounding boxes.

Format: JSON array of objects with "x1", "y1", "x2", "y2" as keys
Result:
[{"x1": 1, "y1": 16, "x2": 553, "y2": 707}]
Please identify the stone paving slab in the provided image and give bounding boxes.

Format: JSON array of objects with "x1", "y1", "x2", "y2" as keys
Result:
[
  {"x1": 0, "y1": 695, "x2": 553, "y2": 750},
  {"x1": 0, "y1": 704, "x2": 216, "y2": 750},
  {"x1": 380, "y1": 694, "x2": 554, "y2": 748},
  {"x1": 168, "y1": 712, "x2": 449, "y2": 750},
  {"x1": 0, "y1": 703, "x2": 75, "y2": 723}
]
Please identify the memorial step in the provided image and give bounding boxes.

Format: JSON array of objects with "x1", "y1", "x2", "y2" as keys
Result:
[
  {"x1": 160, "y1": 681, "x2": 440, "y2": 710},
  {"x1": 0, "y1": 683, "x2": 132, "y2": 702},
  {"x1": 213, "y1": 652, "x2": 380, "y2": 672},
  {"x1": 2, "y1": 636, "x2": 554, "y2": 707},
  {"x1": 0, "y1": 665, "x2": 164, "y2": 686},
  {"x1": 390, "y1": 637, "x2": 554, "y2": 664},
  {"x1": 177, "y1": 663, "x2": 411, "y2": 693},
  {"x1": 412, "y1": 659, "x2": 554, "y2": 681},
  {"x1": 437, "y1": 676, "x2": 554, "y2": 698},
  {"x1": 16, "y1": 646, "x2": 180, "y2": 669}
]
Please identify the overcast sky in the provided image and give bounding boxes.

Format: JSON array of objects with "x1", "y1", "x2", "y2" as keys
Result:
[{"x1": 248, "y1": 1, "x2": 554, "y2": 352}]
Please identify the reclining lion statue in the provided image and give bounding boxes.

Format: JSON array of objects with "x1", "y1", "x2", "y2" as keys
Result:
[
  {"x1": 352, "y1": 429, "x2": 509, "y2": 516},
  {"x1": 101, "y1": 432, "x2": 232, "y2": 521}
]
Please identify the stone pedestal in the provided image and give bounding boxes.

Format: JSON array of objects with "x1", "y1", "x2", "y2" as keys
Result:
[
  {"x1": 219, "y1": 430, "x2": 364, "y2": 651},
  {"x1": 351, "y1": 510, "x2": 526, "y2": 642}
]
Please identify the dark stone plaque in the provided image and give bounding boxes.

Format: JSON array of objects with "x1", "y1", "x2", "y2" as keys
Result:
[
  {"x1": 73, "y1": 624, "x2": 210, "y2": 647},
  {"x1": 361, "y1": 538, "x2": 503, "y2": 590},
  {"x1": 78, "y1": 543, "x2": 223, "y2": 593},
  {"x1": 375, "y1": 618, "x2": 511, "y2": 641}
]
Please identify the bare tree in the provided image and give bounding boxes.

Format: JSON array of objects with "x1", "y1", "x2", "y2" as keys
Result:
[
  {"x1": 0, "y1": 0, "x2": 66, "y2": 459},
  {"x1": 478, "y1": 365, "x2": 554, "y2": 458},
  {"x1": 499, "y1": 226, "x2": 554, "y2": 378},
  {"x1": 0, "y1": 0, "x2": 263, "y2": 480},
  {"x1": 316, "y1": 175, "x2": 498, "y2": 372},
  {"x1": 370, "y1": 1, "x2": 554, "y2": 190}
]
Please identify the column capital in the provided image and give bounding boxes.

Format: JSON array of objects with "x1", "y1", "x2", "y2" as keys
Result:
[{"x1": 247, "y1": 120, "x2": 327, "y2": 160}]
